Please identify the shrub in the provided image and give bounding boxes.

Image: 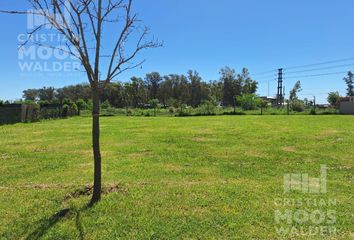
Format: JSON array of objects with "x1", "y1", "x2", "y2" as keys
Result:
[
  {"x1": 310, "y1": 109, "x2": 317, "y2": 115},
  {"x1": 235, "y1": 94, "x2": 262, "y2": 111},
  {"x1": 24, "y1": 100, "x2": 35, "y2": 105},
  {"x1": 196, "y1": 101, "x2": 216, "y2": 115},
  {"x1": 166, "y1": 98, "x2": 178, "y2": 108},
  {"x1": 102, "y1": 107, "x2": 116, "y2": 116},
  {"x1": 320, "y1": 108, "x2": 337, "y2": 115},
  {"x1": 291, "y1": 100, "x2": 305, "y2": 112},
  {"x1": 177, "y1": 104, "x2": 191, "y2": 116},
  {"x1": 126, "y1": 108, "x2": 133, "y2": 116},
  {"x1": 76, "y1": 99, "x2": 88, "y2": 110},
  {"x1": 51, "y1": 99, "x2": 60, "y2": 105},
  {"x1": 71, "y1": 103, "x2": 78, "y2": 115},
  {"x1": 40, "y1": 108, "x2": 60, "y2": 119},
  {"x1": 25, "y1": 104, "x2": 40, "y2": 122},
  {"x1": 62, "y1": 104, "x2": 69, "y2": 118},
  {"x1": 223, "y1": 111, "x2": 245, "y2": 115},
  {"x1": 63, "y1": 98, "x2": 73, "y2": 106},
  {"x1": 168, "y1": 106, "x2": 175, "y2": 115},
  {"x1": 101, "y1": 100, "x2": 111, "y2": 110},
  {"x1": 327, "y1": 92, "x2": 340, "y2": 108},
  {"x1": 86, "y1": 99, "x2": 93, "y2": 111},
  {"x1": 38, "y1": 100, "x2": 50, "y2": 106},
  {"x1": 148, "y1": 99, "x2": 160, "y2": 116}
]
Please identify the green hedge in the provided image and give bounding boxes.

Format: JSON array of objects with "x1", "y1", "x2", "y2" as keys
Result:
[
  {"x1": 0, "y1": 105, "x2": 22, "y2": 124},
  {"x1": 0, "y1": 104, "x2": 77, "y2": 125}
]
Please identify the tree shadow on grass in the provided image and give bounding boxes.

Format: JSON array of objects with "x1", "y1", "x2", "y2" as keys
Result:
[
  {"x1": 75, "y1": 210, "x2": 85, "y2": 240},
  {"x1": 25, "y1": 184, "x2": 126, "y2": 239},
  {"x1": 25, "y1": 206, "x2": 87, "y2": 240}
]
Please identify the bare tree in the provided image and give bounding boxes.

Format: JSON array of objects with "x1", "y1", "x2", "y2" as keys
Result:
[{"x1": 1, "y1": 0, "x2": 161, "y2": 205}]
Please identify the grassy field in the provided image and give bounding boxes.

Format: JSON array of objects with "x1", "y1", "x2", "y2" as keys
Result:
[{"x1": 0, "y1": 116, "x2": 353, "y2": 239}]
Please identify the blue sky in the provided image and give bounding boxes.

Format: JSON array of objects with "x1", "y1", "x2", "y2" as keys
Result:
[{"x1": 0, "y1": 0, "x2": 354, "y2": 103}]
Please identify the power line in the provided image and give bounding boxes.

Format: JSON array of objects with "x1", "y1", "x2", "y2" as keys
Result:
[
  {"x1": 254, "y1": 74, "x2": 278, "y2": 80},
  {"x1": 257, "y1": 78, "x2": 277, "y2": 83},
  {"x1": 252, "y1": 69, "x2": 277, "y2": 76},
  {"x1": 284, "y1": 63, "x2": 354, "y2": 74},
  {"x1": 284, "y1": 57, "x2": 354, "y2": 70},
  {"x1": 300, "y1": 93, "x2": 331, "y2": 96},
  {"x1": 252, "y1": 57, "x2": 354, "y2": 76},
  {"x1": 253, "y1": 57, "x2": 353, "y2": 99},
  {"x1": 284, "y1": 71, "x2": 349, "y2": 79}
]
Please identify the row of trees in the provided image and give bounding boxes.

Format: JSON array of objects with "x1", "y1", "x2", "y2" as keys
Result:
[
  {"x1": 22, "y1": 67, "x2": 258, "y2": 109},
  {"x1": 285, "y1": 71, "x2": 354, "y2": 112},
  {"x1": 327, "y1": 71, "x2": 354, "y2": 108},
  {"x1": 18, "y1": 70, "x2": 354, "y2": 112}
]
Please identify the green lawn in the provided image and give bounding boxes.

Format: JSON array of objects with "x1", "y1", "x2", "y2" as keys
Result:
[{"x1": 0, "y1": 116, "x2": 353, "y2": 239}]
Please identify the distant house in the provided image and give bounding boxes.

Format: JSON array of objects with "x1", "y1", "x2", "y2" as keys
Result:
[
  {"x1": 260, "y1": 96, "x2": 277, "y2": 106},
  {"x1": 339, "y1": 96, "x2": 354, "y2": 114},
  {"x1": 317, "y1": 104, "x2": 329, "y2": 110}
]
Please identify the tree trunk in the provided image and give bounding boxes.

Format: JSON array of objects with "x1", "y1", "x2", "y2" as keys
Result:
[{"x1": 90, "y1": 89, "x2": 102, "y2": 205}]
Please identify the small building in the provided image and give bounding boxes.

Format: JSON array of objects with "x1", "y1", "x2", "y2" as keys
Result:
[
  {"x1": 260, "y1": 96, "x2": 277, "y2": 106},
  {"x1": 339, "y1": 96, "x2": 354, "y2": 115},
  {"x1": 317, "y1": 104, "x2": 329, "y2": 110}
]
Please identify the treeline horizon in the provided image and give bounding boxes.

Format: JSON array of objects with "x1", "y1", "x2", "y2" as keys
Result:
[{"x1": 15, "y1": 67, "x2": 259, "y2": 108}]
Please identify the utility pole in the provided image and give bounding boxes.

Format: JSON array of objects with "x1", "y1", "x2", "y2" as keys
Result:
[
  {"x1": 277, "y1": 68, "x2": 283, "y2": 106},
  {"x1": 313, "y1": 96, "x2": 316, "y2": 114}
]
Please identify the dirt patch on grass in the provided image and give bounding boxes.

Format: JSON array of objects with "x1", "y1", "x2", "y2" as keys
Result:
[
  {"x1": 281, "y1": 146, "x2": 297, "y2": 153},
  {"x1": 64, "y1": 183, "x2": 128, "y2": 201},
  {"x1": 179, "y1": 205, "x2": 209, "y2": 215},
  {"x1": 25, "y1": 183, "x2": 69, "y2": 189},
  {"x1": 192, "y1": 137, "x2": 208, "y2": 142},
  {"x1": 329, "y1": 165, "x2": 353, "y2": 171},
  {"x1": 127, "y1": 151, "x2": 152, "y2": 159},
  {"x1": 196, "y1": 129, "x2": 213, "y2": 135},
  {"x1": 0, "y1": 153, "x2": 11, "y2": 160},
  {"x1": 78, "y1": 163, "x2": 93, "y2": 168},
  {"x1": 318, "y1": 129, "x2": 340, "y2": 136},
  {"x1": 71, "y1": 149, "x2": 92, "y2": 156},
  {"x1": 164, "y1": 163, "x2": 185, "y2": 172},
  {"x1": 0, "y1": 183, "x2": 72, "y2": 190},
  {"x1": 244, "y1": 150, "x2": 264, "y2": 158}
]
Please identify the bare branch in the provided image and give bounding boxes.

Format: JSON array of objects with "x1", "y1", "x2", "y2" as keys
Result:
[
  {"x1": 1, "y1": 0, "x2": 162, "y2": 87},
  {"x1": 109, "y1": 26, "x2": 162, "y2": 81}
]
